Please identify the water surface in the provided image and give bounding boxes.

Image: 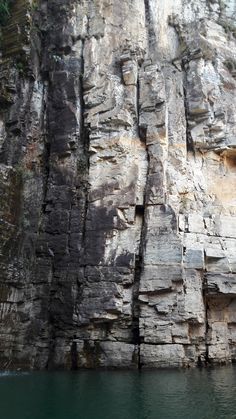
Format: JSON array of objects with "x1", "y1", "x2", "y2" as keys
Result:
[{"x1": 0, "y1": 366, "x2": 236, "y2": 419}]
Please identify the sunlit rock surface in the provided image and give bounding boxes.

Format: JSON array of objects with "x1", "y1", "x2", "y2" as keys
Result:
[{"x1": 0, "y1": 0, "x2": 236, "y2": 369}]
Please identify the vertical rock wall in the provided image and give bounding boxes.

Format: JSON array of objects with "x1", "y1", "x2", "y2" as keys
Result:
[{"x1": 0, "y1": 0, "x2": 236, "y2": 369}]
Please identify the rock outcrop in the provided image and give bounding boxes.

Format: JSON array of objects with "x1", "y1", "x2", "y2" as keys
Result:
[{"x1": 0, "y1": 0, "x2": 236, "y2": 369}]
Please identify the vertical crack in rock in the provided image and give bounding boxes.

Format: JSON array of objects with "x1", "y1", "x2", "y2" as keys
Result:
[
  {"x1": 70, "y1": 341, "x2": 78, "y2": 371},
  {"x1": 132, "y1": 67, "x2": 151, "y2": 369},
  {"x1": 203, "y1": 275, "x2": 211, "y2": 366},
  {"x1": 182, "y1": 61, "x2": 195, "y2": 154},
  {"x1": 133, "y1": 205, "x2": 145, "y2": 369},
  {"x1": 144, "y1": 0, "x2": 156, "y2": 52},
  {"x1": 80, "y1": 39, "x2": 90, "y2": 260},
  {"x1": 41, "y1": 82, "x2": 50, "y2": 215}
]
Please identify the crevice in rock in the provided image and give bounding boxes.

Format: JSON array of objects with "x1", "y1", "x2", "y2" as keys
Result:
[
  {"x1": 135, "y1": 205, "x2": 145, "y2": 218},
  {"x1": 203, "y1": 275, "x2": 211, "y2": 366},
  {"x1": 181, "y1": 61, "x2": 195, "y2": 154},
  {"x1": 144, "y1": 0, "x2": 156, "y2": 52},
  {"x1": 41, "y1": 83, "x2": 50, "y2": 215},
  {"x1": 136, "y1": 76, "x2": 140, "y2": 128},
  {"x1": 131, "y1": 67, "x2": 151, "y2": 369},
  {"x1": 139, "y1": 125, "x2": 147, "y2": 143},
  {"x1": 38, "y1": 16, "x2": 57, "y2": 368},
  {"x1": 79, "y1": 39, "x2": 90, "y2": 261},
  {"x1": 46, "y1": 246, "x2": 56, "y2": 370},
  {"x1": 70, "y1": 341, "x2": 78, "y2": 370},
  {"x1": 137, "y1": 69, "x2": 147, "y2": 145},
  {"x1": 132, "y1": 240, "x2": 143, "y2": 370}
]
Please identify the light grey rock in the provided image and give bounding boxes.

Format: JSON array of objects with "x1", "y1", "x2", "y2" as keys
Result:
[
  {"x1": 140, "y1": 344, "x2": 186, "y2": 368},
  {"x1": 205, "y1": 273, "x2": 236, "y2": 295}
]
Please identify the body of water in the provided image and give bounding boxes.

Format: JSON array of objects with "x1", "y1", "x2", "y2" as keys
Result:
[{"x1": 0, "y1": 366, "x2": 236, "y2": 419}]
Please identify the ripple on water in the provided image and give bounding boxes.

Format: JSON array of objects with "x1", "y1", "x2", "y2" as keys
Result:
[
  {"x1": 0, "y1": 366, "x2": 235, "y2": 419},
  {"x1": 0, "y1": 371, "x2": 29, "y2": 377}
]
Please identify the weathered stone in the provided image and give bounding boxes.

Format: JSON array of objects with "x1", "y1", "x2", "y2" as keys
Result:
[
  {"x1": 140, "y1": 344, "x2": 186, "y2": 368},
  {"x1": 0, "y1": 0, "x2": 236, "y2": 370}
]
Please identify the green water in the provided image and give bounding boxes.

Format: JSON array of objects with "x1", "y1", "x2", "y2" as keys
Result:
[{"x1": 0, "y1": 367, "x2": 236, "y2": 419}]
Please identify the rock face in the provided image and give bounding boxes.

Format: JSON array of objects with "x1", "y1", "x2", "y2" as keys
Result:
[{"x1": 0, "y1": 0, "x2": 236, "y2": 369}]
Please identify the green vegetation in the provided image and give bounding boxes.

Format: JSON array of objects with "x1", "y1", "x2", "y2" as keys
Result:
[
  {"x1": 30, "y1": 0, "x2": 38, "y2": 11},
  {"x1": 0, "y1": 0, "x2": 10, "y2": 26},
  {"x1": 15, "y1": 59, "x2": 26, "y2": 75}
]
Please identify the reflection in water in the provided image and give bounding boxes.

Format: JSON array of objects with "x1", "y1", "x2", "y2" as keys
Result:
[{"x1": 0, "y1": 366, "x2": 236, "y2": 419}]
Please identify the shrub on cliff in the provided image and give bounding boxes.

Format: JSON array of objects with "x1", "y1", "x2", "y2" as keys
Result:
[{"x1": 0, "y1": 0, "x2": 10, "y2": 26}]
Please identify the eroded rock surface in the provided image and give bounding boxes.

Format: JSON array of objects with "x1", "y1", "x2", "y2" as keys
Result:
[{"x1": 0, "y1": 0, "x2": 236, "y2": 369}]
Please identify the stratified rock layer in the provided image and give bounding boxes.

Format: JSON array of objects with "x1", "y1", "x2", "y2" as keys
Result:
[{"x1": 0, "y1": 0, "x2": 236, "y2": 369}]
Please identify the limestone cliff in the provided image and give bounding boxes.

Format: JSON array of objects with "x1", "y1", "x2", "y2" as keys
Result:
[{"x1": 0, "y1": 0, "x2": 236, "y2": 369}]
